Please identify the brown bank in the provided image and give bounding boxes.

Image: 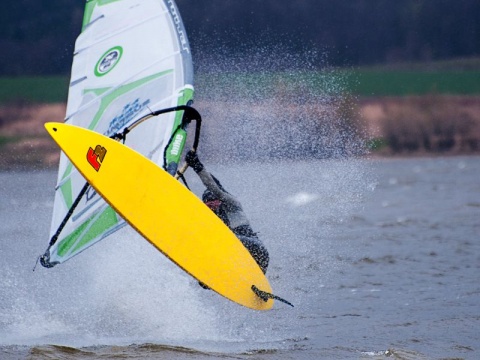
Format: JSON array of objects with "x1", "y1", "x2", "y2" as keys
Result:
[
  {"x1": 1, "y1": 96, "x2": 480, "y2": 170},
  {"x1": 360, "y1": 95, "x2": 480, "y2": 155}
]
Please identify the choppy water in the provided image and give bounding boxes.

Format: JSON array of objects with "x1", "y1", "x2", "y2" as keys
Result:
[{"x1": 0, "y1": 156, "x2": 479, "y2": 359}]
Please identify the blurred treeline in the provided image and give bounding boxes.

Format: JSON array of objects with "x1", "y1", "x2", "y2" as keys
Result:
[
  {"x1": 365, "y1": 96, "x2": 480, "y2": 155},
  {"x1": 1, "y1": 0, "x2": 479, "y2": 76}
]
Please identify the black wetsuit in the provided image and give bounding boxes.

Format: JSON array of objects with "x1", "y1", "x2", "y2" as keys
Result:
[{"x1": 197, "y1": 169, "x2": 269, "y2": 273}]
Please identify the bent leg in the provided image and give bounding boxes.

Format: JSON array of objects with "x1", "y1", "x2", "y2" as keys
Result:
[{"x1": 238, "y1": 235, "x2": 269, "y2": 273}]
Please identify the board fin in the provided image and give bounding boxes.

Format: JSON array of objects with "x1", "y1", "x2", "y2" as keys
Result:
[{"x1": 251, "y1": 285, "x2": 294, "y2": 307}]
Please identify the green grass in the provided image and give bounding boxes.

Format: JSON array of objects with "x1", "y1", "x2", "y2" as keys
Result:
[
  {"x1": 0, "y1": 135, "x2": 17, "y2": 148},
  {"x1": 1, "y1": 67, "x2": 480, "y2": 104},
  {"x1": 198, "y1": 69, "x2": 480, "y2": 98},
  {"x1": 345, "y1": 70, "x2": 480, "y2": 96},
  {"x1": 366, "y1": 137, "x2": 389, "y2": 152},
  {"x1": 0, "y1": 76, "x2": 69, "y2": 104}
]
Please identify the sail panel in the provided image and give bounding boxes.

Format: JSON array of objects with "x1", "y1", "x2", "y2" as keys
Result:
[{"x1": 45, "y1": 0, "x2": 193, "y2": 266}]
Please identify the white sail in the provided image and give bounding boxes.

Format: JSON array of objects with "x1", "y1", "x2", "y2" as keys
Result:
[{"x1": 42, "y1": 0, "x2": 194, "y2": 266}]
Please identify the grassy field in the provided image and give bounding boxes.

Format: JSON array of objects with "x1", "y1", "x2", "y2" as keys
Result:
[
  {"x1": 1, "y1": 67, "x2": 480, "y2": 104},
  {"x1": 0, "y1": 76, "x2": 69, "y2": 104},
  {"x1": 348, "y1": 70, "x2": 480, "y2": 96},
  {"x1": 1, "y1": 62, "x2": 479, "y2": 167},
  {"x1": 197, "y1": 68, "x2": 480, "y2": 100}
]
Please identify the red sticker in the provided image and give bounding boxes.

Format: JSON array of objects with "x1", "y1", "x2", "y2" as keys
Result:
[{"x1": 87, "y1": 145, "x2": 107, "y2": 171}]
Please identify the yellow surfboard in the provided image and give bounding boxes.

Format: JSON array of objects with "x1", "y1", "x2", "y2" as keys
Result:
[{"x1": 45, "y1": 122, "x2": 274, "y2": 310}]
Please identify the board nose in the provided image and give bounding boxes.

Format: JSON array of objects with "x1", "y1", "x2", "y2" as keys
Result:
[{"x1": 44, "y1": 122, "x2": 61, "y2": 138}]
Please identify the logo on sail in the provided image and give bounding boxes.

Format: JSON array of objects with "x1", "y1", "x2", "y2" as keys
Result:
[
  {"x1": 87, "y1": 145, "x2": 107, "y2": 171},
  {"x1": 105, "y1": 98, "x2": 151, "y2": 137},
  {"x1": 166, "y1": 0, "x2": 190, "y2": 53},
  {"x1": 95, "y1": 46, "x2": 123, "y2": 77}
]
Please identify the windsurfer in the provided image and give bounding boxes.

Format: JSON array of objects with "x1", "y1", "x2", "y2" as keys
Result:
[{"x1": 185, "y1": 151, "x2": 269, "y2": 274}]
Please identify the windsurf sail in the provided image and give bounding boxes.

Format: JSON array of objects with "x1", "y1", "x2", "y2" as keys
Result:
[{"x1": 40, "y1": 0, "x2": 195, "y2": 267}]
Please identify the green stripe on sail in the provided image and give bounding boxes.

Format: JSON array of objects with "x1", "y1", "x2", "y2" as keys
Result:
[
  {"x1": 83, "y1": 0, "x2": 124, "y2": 31},
  {"x1": 61, "y1": 162, "x2": 74, "y2": 181},
  {"x1": 57, "y1": 207, "x2": 119, "y2": 257},
  {"x1": 59, "y1": 162, "x2": 75, "y2": 208},
  {"x1": 84, "y1": 70, "x2": 173, "y2": 131},
  {"x1": 60, "y1": 179, "x2": 73, "y2": 209},
  {"x1": 177, "y1": 87, "x2": 194, "y2": 107}
]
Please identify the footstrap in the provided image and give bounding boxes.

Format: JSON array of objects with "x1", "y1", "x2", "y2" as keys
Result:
[{"x1": 251, "y1": 285, "x2": 294, "y2": 307}]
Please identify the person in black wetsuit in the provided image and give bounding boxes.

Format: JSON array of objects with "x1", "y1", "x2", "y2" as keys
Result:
[{"x1": 185, "y1": 150, "x2": 269, "y2": 273}]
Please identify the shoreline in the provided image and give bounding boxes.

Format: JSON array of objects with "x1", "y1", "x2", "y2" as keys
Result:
[{"x1": 1, "y1": 96, "x2": 479, "y2": 170}]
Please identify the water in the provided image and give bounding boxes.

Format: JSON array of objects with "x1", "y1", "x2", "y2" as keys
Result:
[{"x1": 0, "y1": 156, "x2": 479, "y2": 359}]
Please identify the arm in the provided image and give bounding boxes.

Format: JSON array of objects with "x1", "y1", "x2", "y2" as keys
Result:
[
  {"x1": 185, "y1": 151, "x2": 241, "y2": 206},
  {"x1": 197, "y1": 168, "x2": 239, "y2": 205}
]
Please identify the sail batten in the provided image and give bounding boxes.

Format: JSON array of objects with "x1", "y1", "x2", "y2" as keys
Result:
[
  {"x1": 42, "y1": 0, "x2": 194, "y2": 267},
  {"x1": 83, "y1": 14, "x2": 105, "y2": 30},
  {"x1": 76, "y1": 12, "x2": 167, "y2": 54}
]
